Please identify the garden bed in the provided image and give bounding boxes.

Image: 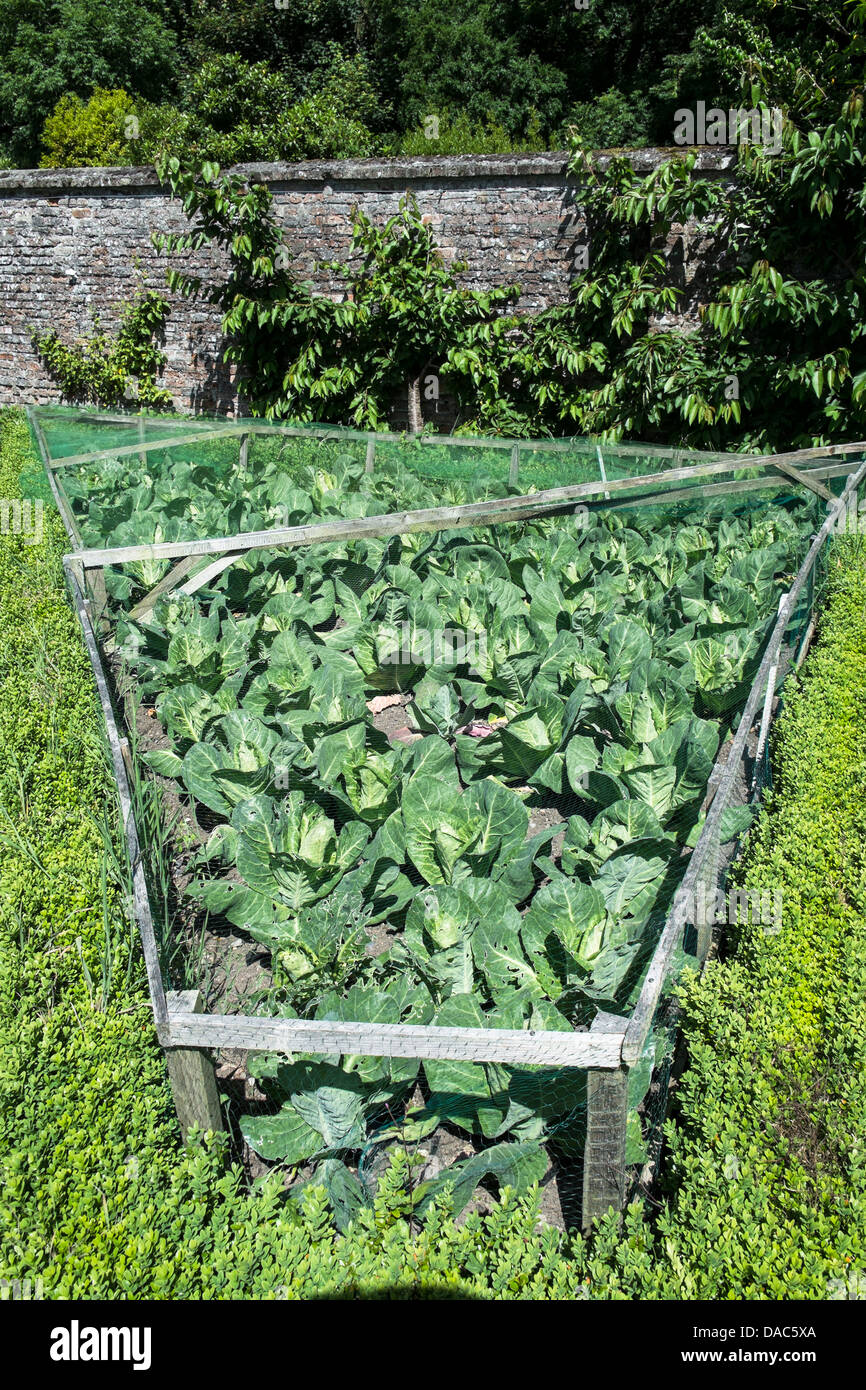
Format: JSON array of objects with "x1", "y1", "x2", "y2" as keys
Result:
[{"x1": 29, "y1": 405, "x2": 857, "y2": 1228}]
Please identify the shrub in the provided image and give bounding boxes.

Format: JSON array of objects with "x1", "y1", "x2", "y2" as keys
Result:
[
  {"x1": 394, "y1": 109, "x2": 546, "y2": 156},
  {"x1": 143, "y1": 52, "x2": 377, "y2": 166},
  {"x1": 39, "y1": 87, "x2": 142, "y2": 168},
  {"x1": 0, "y1": 0, "x2": 180, "y2": 167},
  {"x1": 31, "y1": 287, "x2": 172, "y2": 410},
  {"x1": 562, "y1": 88, "x2": 650, "y2": 151}
]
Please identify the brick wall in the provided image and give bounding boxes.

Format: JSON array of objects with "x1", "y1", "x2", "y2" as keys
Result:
[{"x1": 0, "y1": 149, "x2": 734, "y2": 418}]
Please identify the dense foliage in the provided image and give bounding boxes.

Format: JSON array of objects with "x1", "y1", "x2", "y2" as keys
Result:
[
  {"x1": 39, "y1": 87, "x2": 143, "y2": 169},
  {"x1": 154, "y1": 74, "x2": 866, "y2": 451},
  {"x1": 2, "y1": 1, "x2": 861, "y2": 167},
  {"x1": 634, "y1": 535, "x2": 866, "y2": 1297},
  {"x1": 31, "y1": 287, "x2": 173, "y2": 410},
  {"x1": 58, "y1": 427, "x2": 817, "y2": 1213},
  {"x1": 0, "y1": 0, "x2": 180, "y2": 167},
  {"x1": 2, "y1": 408, "x2": 864, "y2": 1297},
  {"x1": 154, "y1": 170, "x2": 525, "y2": 430}
]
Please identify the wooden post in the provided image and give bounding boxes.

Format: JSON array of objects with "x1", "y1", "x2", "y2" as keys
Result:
[
  {"x1": 752, "y1": 591, "x2": 789, "y2": 792},
  {"x1": 407, "y1": 376, "x2": 423, "y2": 434},
  {"x1": 846, "y1": 484, "x2": 859, "y2": 535},
  {"x1": 695, "y1": 861, "x2": 716, "y2": 962},
  {"x1": 85, "y1": 566, "x2": 108, "y2": 629},
  {"x1": 582, "y1": 1012, "x2": 629, "y2": 1231},
  {"x1": 164, "y1": 990, "x2": 224, "y2": 1140},
  {"x1": 365, "y1": 438, "x2": 376, "y2": 474},
  {"x1": 596, "y1": 445, "x2": 611, "y2": 500},
  {"x1": 239, "y1": 433, "x2": 249, "y2": 472},
  {"x1": 509, "y1": 444, "x2": 519, "y2": 488}
]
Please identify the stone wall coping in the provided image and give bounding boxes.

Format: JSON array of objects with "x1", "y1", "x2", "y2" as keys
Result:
[{"x1": 0, "y1": 147, "x2": 737, "y2": 194}]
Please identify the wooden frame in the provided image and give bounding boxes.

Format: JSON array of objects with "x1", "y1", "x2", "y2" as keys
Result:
[{"x1": 28, "y1": 403, "x2": 865, "y2": 1227}]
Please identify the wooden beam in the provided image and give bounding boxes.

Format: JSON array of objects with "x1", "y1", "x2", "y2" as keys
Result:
[
  {"x1": 68, "y1": 410, "x2": 224, "y2": 429},
  {"x1": 84, "y1": 566, "x2": 108, "y2": 628},
  {"x1": 164, "y1": 990, "x2": 224, "y2": 1139},
  {"x1": 508, "y1": 444, "x2": 520, "y2": 487},
  {"x1": 582, "y1": 1013, "x2": 629, "y2": 1231},
  {"x1": 793, "y1": 616, "x2": 817, "y2": 672},
  {"x1": 72, "y1": 449, "x2": 864, "y2": 571},
  {"x1": 127, "y1": 555, "x2": 215, "y2": 622},
  {"x1": 179, "y1": 554, "x2": 236, "y2": 597},
  {"x1": 26, "y1": 406, "x2": 84, "y2": 548},
  {"x1": 52, "y1": 469, "x2": 85, "y2": 549},
  {"x1": 49, "y1": 425, "x2": 253, "y2": 470},
  {"x1": 602, "y1": 460, "x2": 858, "y2": 513},
  {"x1": 164, "y1": 1009, "x2": 626, "y2": 1068},
  {"x1": 31, "y1": 406, "x2": 866, "y2": 472},
  {"x1": 752, "y1": 592, "x2": 789, "y2": 786},
  {"x1": 63, "y1": 559, "x2": 170, "y2": 1031},
  {"x1": 596, "y1": 445, "x2": 611, "y2": 501},
  {"x1": 772, "y1": 459, "x2": 834, "y2": 502}
]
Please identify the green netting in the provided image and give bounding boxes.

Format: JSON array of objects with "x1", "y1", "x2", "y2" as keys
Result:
[
  {"x1": 31, "y1": 404, "x2": 863, "y2": 1230},
  {"x1": 28, "y1": 405, "x2": 819, "y2": 556},
  {"x1": 30, "y1": 405, "x2": 241, "y2": 463}
]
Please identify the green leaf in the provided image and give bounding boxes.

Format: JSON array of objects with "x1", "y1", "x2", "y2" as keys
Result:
[
  {"x1": 415, "y1": 1140, "x2": 547, "y2": 1217},
  {"x1": 402, "y1": 763, "x2": 479, "y2": 885},
  {"x1": 565, "y1": 734, "x2": 599, "y2": 794},
  {"x1": 140, "y1": 749, "x2": 184, "y2": 779},
  {"x1": 522, "y1": 878, "x2": 609, "y2": 980}
]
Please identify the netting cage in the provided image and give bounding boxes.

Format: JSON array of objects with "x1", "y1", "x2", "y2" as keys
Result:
[{"x1": 27, "y1": 404, "x2": 866, "y2": 1233}]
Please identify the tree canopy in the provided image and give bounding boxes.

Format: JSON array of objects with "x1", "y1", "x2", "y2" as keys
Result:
[{"x1": 2, "y1": 1, "x2": 861, "y2": 167}]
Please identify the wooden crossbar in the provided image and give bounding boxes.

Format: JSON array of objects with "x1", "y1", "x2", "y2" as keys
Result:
[
  {"x1": 772, "y1": 459, "x2": 835, "y2": 502},
  {"x1": 71, "y1": 448, "x2": 865, "y2": 571},
  {"x1": 63, "y1": 559, "x2": 170, "y2": 1031},
  {"x1": 164, "y1": 1010, "x2": 626, "y2": 1068},
  {"x1": 47, "y1": 425, "x2": 253, "y2": 470},
  {"x1": 26, "y1": 406, "x2": 84, "y2": 547},
  {"x1": 127, "y1": 555, "x2": 215, "y2": 622}
]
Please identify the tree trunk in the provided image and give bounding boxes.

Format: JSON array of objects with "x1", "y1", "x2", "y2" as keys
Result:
[{"x1": 407, "y1": 373, "x2": 423, "y2": 434}]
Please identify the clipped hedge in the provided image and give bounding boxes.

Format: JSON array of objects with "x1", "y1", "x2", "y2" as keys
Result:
[
  {"x1": 646, "y1": 538, "x2": 866, "y2": 1298},
  {"x1": 0, "y1": 404, "x2": 863, "y2": 1299}
]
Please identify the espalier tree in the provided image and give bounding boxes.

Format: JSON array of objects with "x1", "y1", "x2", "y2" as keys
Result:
[
  {"x1": 153, "y1": 156, "x2": 522, "y2": 431},
  {"x1": 32, "y1": 286, "x2": 172, "y2": 410}
]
